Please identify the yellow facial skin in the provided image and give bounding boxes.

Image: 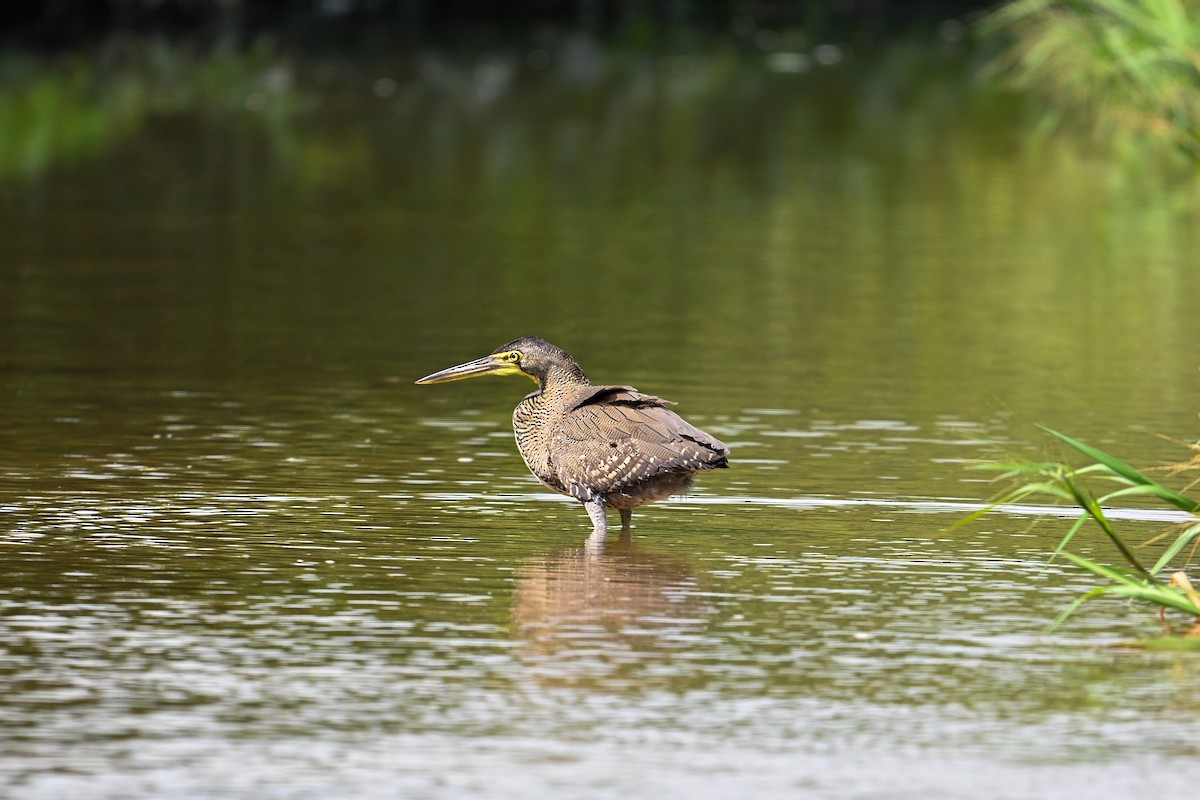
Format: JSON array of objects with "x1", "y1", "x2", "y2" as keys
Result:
[{"x1": 414, "y1": 350, "x2": 537, "y2": 385}]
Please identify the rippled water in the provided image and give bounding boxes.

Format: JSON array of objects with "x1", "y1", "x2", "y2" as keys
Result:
[
  {"x1": 4, "y1": 44, "x2": 1200, "y2": 799},
  {"x1": 6, "y1": 390, "x2": 1200, "y2": 797}
]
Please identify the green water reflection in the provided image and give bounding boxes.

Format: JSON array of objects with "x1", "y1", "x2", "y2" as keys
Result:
[{"x1": 2, "y1": 41, "x2": 1200, "y2": 799}]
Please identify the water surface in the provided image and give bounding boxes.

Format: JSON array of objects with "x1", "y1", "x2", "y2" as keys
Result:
[{"x1": 3, "y1": 45, "x2": 1200, "y2": 798}]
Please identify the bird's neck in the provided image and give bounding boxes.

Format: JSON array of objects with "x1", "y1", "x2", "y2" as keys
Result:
[{"x1": 535, "y1": 363, "x2": 590, "y2": 394}]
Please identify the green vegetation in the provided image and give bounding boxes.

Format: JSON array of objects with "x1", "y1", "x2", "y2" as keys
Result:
[
  {"x1": 967, "y1": 427, "x2": 1200, "y2": 634},
  {"x1": 0, "y1": 58, "x2": 139, "y2": 179},
  {"x1": 0, "y1": 36, "x2": 1005, "y2": 185},
  {"x1": 983, "y1": 0, "x2": 1200, "y2": 163},
  {"x1": 0, "y1": 41, "x2": 295, "y2": 180}
]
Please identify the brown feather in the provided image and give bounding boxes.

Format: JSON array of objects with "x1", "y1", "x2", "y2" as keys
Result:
[{"x1": 543, "y1": 384, "x2": 728, "y2": 503}]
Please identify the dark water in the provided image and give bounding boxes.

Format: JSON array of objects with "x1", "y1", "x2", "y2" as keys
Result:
[{"x1": 3, "y1": 45, "x2": 1200, "y2": 798}]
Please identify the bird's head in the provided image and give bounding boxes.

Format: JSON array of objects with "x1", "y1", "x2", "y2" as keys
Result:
[{"x1": 415, "y1": 337, "x2": 588, "y2": 388}]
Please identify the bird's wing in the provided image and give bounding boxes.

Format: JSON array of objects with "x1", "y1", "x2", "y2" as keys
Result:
[{"x1": 551, "y1": 385, "x2": 729, "y2": 498}]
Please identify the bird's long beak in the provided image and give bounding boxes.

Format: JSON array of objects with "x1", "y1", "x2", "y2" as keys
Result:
[{"x1": 415, "y1": 354, "x2": 522, "y2": 385}]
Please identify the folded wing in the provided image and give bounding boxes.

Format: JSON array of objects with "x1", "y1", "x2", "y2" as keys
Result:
[{"x1": 550, "y1": 386, "x2": 728, "y2": 500}]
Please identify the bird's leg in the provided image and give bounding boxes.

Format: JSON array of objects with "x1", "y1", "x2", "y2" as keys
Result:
[
  {"x1": 619, "y1": 508, "x2": 632, "y2": 532},
  {"x1": 583, "y1": 496, "x2": 608, "y2": 537}
]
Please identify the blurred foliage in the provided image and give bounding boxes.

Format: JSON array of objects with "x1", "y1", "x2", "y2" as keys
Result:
[
  {"x1": 0, "y1": 28, "x2": 986, "y2": 183},
  {"x1": 982, "y1": 0, "x2": 1200, "y2": 165},
  {"x1": 0, "y1": 58, "x2": 140, "y2": 179},
  {"x1": 0, "y1": 40, "x2": 296, "y2": 180}
]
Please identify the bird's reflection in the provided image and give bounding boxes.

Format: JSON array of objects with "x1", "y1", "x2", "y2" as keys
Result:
[{"x1": 512, "y1": 532, "x2": 705, "y2": 689}]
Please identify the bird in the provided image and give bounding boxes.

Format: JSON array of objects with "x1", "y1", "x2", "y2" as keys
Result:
[{"x1": 415, "y1": 337, "x2": 729, "y2": 538}]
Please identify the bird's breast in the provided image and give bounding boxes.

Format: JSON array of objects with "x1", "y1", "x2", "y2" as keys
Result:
[{"x1": 513, "y1": 394, "x2": 566, "y2": 494}]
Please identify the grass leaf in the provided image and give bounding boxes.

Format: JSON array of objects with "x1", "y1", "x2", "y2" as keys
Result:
[
  {"x1": 1060, "y1": 551, "x2": 1148, "y2": 587},
  {"x1": 1150, "y1": 521, "x2": 1200, "y2": 574},
  {"x1": 1041, "y1": 426, "x2": 1200, "y2": 513}
]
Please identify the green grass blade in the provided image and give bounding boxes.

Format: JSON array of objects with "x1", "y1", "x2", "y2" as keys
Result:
[
  {"x1": 1098, "y1": 485, "x2": 1175, "y2": 503},
  {"x1": 1105, "y1": 584, "x2": 1200, "y2": 615},
  {"x1": 947, "y1": 487, "x2": 1030, "y2": 531},
  {"x1": 1150, "y1": 521, "x2": 1200, "y2": 574},
  {"x1": 1004, "y1": 481, "x2": 1074, "y2": 502},
  {"x1": 1060, "y1": 551, "x2": 1151, "y2": 587},
  {"x1": 1062, "y1": 553, "x2": 1200, "y2": 616},
  {"x1": 948, "y1": 482, "x2": 1072, "y2": 531},
  {"x1": 1060, "y1": 473, "x2": 1150, "y2": 575},
  {"x1": 1041, "y1": 426, "x2": 1200, "y2": 513},
  {"x1": 1049, "y1": 513, "x2": 1091, "y2": 561},
  {"x1": 971, "y1": 460, "x2": 1066, "y2": 478},
  {"x1": 1046, "y1": 585, "x2": 1113, "y2": 632}
]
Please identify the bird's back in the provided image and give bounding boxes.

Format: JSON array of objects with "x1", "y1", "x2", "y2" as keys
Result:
[{"x1": 515, "y1": 383, "x2": 727, "y2": 506}]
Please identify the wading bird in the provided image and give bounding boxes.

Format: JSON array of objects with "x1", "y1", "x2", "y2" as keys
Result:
[{"x1": 415, "y1": 337, "x2": 729, "y2": 538}]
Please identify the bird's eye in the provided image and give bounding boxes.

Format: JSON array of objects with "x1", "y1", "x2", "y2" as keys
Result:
[{"x1": 507, "y1": 351, "x2": 522, "y2": 363}]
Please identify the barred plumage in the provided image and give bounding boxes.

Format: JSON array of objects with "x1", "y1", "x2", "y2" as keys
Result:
[{"x1": 417, "y1": 337, "x2": 729, "y2": 538}]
